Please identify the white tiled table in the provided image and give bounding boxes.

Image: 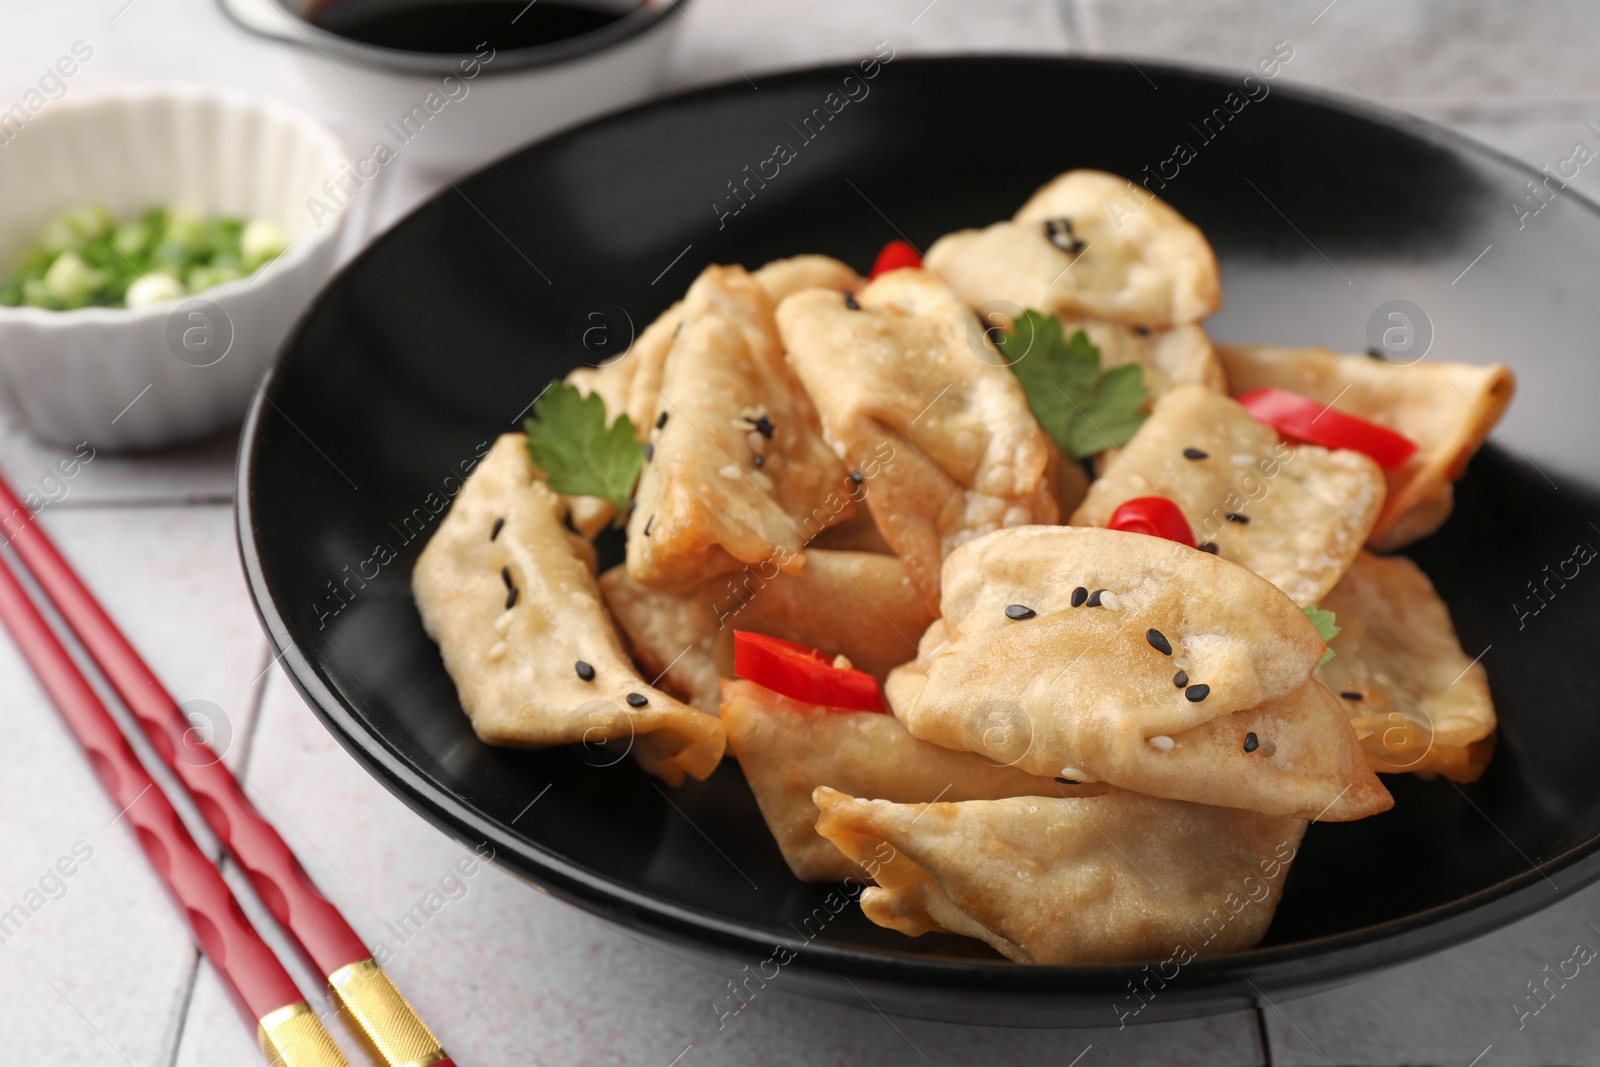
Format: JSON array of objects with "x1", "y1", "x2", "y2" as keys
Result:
[{"x1": 0, "y1": 1, "x2": 1595, "y2": 1063}]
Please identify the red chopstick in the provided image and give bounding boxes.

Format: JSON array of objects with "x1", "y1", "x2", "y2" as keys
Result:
[
  {"x1": 0, "y1": 474, "x2": 454, "y2": 1067},
  {"x1": 0, "y1": 544, "x2": 350, "y2": 1065}
]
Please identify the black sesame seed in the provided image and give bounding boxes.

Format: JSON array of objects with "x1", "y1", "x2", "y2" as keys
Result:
[
  {"x1": 1182, "y1": 447, "x2": 1208, "y2": 460},
  {"x1": 1005, "y1": 604, "x2": 1037, "y2": 620},
  {"x1": 505, "y1": 586, "x2": 519, "y2": 610},
  {"x1": 490, "y1": 517, "x2": 504, "y2": 541},
  {"x1": 843, "y1": 290, "x2": 861, "y2": 310},
  {"x1": 747, "y1": 414, "x2": 776, "y2": 439},
  {"x1": 1043, "y1": 217, "x2": 1086, "y2": 255},
  {"x1": 1225, "y1": 512, "x2": 1250, "y2": 524},
  {"x1": 849, "y1": 470, "x2": 864, "y2": 485},
  {"x1": 1185, "y1": 683, "x2": 1211, "y2": 703},
  {"x1": 1340, "y1": 691, "x2": 1364, "y2": 701},
  {"x1": 1085, "y1": 588, "x2": 1106, "y2": 607},
  {"x1": 1134, "y1": 325, "x2": 1151, "y2": 336},
  {"x1": 1070, "y1": 586, "x2": 1088, "y2": 607},
  {"x1": 626, "y1": 692, "x2": 648, "y2": 708},
  {"x1": 643, "y1": 514, "x2": 655, "y2": 537},
  {"x1": 575, "y1": 660, "x2": 596, "y2": 682},
  {"x1": 1054, "y1": 777, "x2": 1079, "y2": 785},
  {"x1": 1173, "y1": 669, "x2": 1189, "y2": 688},
  {"x1": 643, "y1": 442, "x2": 655, "y2": 462},
  {"x1": 1198, "y1": 541, "x2": 1219, "y2": 554},
  {"x1": 1243, "y1": 731, "x2": 1260, "y2": 753},
  {"x1": 1366, "y1": 346, "x2": 1386, "y2": 360},
  {"x1": 1146, "y1": 629, "x2": 1172, "y2": 655},
  {"x1": 656, "y1": 410, "x2": 669, "y2": 430},
  {"x1": 753, "y1": 453, "x2": 765, "y2": 468},
  {"x1": 501, "y1": 566, "x2": 513, "y2": 590},
  {"x1": 626, "y1": 499, "x2": 637, "y2": 520}
]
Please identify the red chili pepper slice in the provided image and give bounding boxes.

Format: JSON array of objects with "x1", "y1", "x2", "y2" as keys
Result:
[
  {"x1": 868, "y1": 239, "x2": 923, "y2": 279},
  {"x1": 733, "y1": 631, "x2": 885, "y2": 713},
  {"x1": 1107, "y1": 496, "x2": 1196, "y2": 548},
  {"x1": 1237, "y1": 387, "x2": 1419, "y2": 470}
]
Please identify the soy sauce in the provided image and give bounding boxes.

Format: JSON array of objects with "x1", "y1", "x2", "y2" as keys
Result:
[{"x1": 309, "y1": 0, "x2": 636, "y2": 54}]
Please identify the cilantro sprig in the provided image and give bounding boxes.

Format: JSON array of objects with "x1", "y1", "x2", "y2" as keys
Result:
[
  {"x1": 996, "y1": 310, "x2": 1148, "y2": 459},
  {"x1": 1302, "y1": 605, "x2": 1340, "y2": 667},
  {"x1": 523, "y1": 380, "x2": 643, "y2": 517}
]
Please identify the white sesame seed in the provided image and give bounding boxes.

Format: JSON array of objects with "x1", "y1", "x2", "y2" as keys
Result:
[
  {"x1": 1172, "y1": 657, "x2": 1191, "y2": 671},
  {"x1": 718, "y1": 464, "x2": 741, "y2": 479},
  {"x1": 1149, "y1": 735, "x2": 1175, "y2": 750},
  {"x1": 1260, "y1": 738, "x2": 1277, "y2": 757},
  {"x1": 1232, "y1": 453, "x2": 1255, "y2": 466},
  {"x1": 1060, "y1": 766, "x2": 1087, "y2": 780},
  {"x1": 1098, "y1": 590, "x2": 1121, "y2": 611},
  {"x1": 748, "y1": 469, "x2": 774, "y2": 492},
  {"x1": 746, "y1": 430, "x2": 766, "y2": 454}
]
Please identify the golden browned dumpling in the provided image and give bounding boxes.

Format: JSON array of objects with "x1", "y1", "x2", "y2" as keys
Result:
[
  {"x1": 721, "y1": 680, "x2": 1102, "y2": 881},
  {"x1": 1071, "y1": 383, "x2": 1386, "y2": 606},
  {"x1": 814, "y1": 787, "x2": 1305, "y2": 964},
  {"x1": 600, "y1": 549, "x2": 932, "y2": 711},
  {"x1": 412, "y1": 434, "x2": 725, "y2": 786},
  {"x1": 1064, "y1": 319, "x2": 1228, "y2": 399},
  {"x1": 777, "y1": 269, "x2": 1057, "y2": 612},
  {"x1": 1317, "y1": 552, "x2": 1497, "y2": 782},
  {"x1": 1216, "y1": 344, "x2": 1515, "y2": 550},
  {"x1": 627, "y1": 264, "x2": 854, "y2": 590},
  {"x1": 754, "y1": 254, "x2": 865, "y2": 303},
  {"x1": 926, "y1": 169, "x2": 1222, "y2": 329},
  {"x1": 886, "y1": 525, "x2": 1391, "y2": 821}
]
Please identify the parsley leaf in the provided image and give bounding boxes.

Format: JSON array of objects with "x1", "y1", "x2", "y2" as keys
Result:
[
  {"x1": 996, "y1": 310, "x2": 1148, "y2": 459},
  {"x1": 523, "y1": 380, "x2": 643, "y2": 517},
  {"x1": 1302, "y1": 605, "x2": 1341, "y2": 667}
]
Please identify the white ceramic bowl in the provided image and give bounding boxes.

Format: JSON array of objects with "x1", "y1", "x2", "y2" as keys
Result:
[
  {"x1": 0, "y1": 85, "x2": 348, "y2": 450},
  {"x1": 218, "y1": 0, "x2": 684, "y2": 172}
]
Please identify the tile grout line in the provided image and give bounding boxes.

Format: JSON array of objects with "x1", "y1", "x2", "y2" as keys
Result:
[
  {"x1": 233, "y1": 643, "x2": 279, "y2": 784},
  {"x1": 159, "y1": 948, "x2": 205, "y2": 1067},
  {"x1": 1253, "y1": 1002, "x2": 1274, "y2": 1067}
]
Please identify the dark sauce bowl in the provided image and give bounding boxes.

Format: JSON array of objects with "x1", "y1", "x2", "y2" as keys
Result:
[{"x1": 216, "y1": 0, "x2": 684, "y2": 168}]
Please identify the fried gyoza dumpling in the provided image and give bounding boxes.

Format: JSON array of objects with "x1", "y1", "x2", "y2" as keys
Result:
[
  {"x1": 777, "y1": 269, "x2": 1057, "y2": 612},
  {"x1": 600, "y1": 549, "x2": 931, "y2": 712},
  {"x1": 1216, "y1": 344, "x2": 1515, "y2": 550},
  {"x1": 627, "y1": 265, "x2": 854, "y2": 589},
  {"x1": 925, "y1": 169, "x2": 1222, "y2": 329},
  {"x1": 1316, "y1": 552, "x2": 1497, "y2": 782},
  {"x1": 813, "y1": 787, "x2": 1306, "y2": 964},
  {"x1": 1071, "y1": 383, "x2": 1386, "y2": 606},
  {"x1": 754, "y1": 254, "x2": 865, "y2": 303},
  {"x1": 414, "y1": 434, "x2": 725, "y2": 786},
  {"x1": 598, "y1": 563, "x2": 727, "y2": 714},
  {"x1": 723, "y1": 681, "x2": 1105, "y2": 881},
  {"x1": 887, "y1": 526, "x2": 1391, "y2": 821},
  {"x1": 1066, "y1": 319, "x2": 1228, "y2": 400}
]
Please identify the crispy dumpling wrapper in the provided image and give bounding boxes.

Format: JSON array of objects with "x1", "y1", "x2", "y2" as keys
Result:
[
  {"x1": 722, "y1": 680, "x2": 1102, "y2": 881},
  {"x1": 925, "y1": 169, "x2": 1222, "y2": 329},
  {"x1": 413, "y1": 434, "x2": 725, "y2": 786},
  {"x1": 754, "y1": 254, "x2": 865, "y2": 303},
  {"x1": 1216, "y1": 344, "x2": 1515, "y2": 551},
  {"x1": 601, "y1": 548, "x2": 932, "y2": 712},
  {"x1": 599, "y1": 563, "x2": 727, "y2": 715},
  {"x1": 1317, "y1": 552, "x2": 1497, "y2": 782},
  {"x1": 813, "y1": 787, "x2": 1306, "y2": 964},
  {"x1": 1067, "y1": 319, "x2": 1228, "y2": 400},
  {"x1": 777, "y1": 269, "x2": 1057, "y2": 612},
  {"x1": 1071, "y1": 383, "x2": 1386, "y2": 606},
  {"x1": 627, "y1": 264, "x2": 854, "y2": 589},
  {"x1": 887, "y1": 525, "x2": 1391, "y2": 821}
]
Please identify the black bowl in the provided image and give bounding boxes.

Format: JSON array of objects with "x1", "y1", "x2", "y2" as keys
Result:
[{"x1": 238, "y1": 55, "x2": 1600, "y2": 1027}]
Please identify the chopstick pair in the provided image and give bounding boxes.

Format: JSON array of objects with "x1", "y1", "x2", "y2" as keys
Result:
[{"x1": 0, "y1": 472, "x2": 454, "y2": 1067}]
